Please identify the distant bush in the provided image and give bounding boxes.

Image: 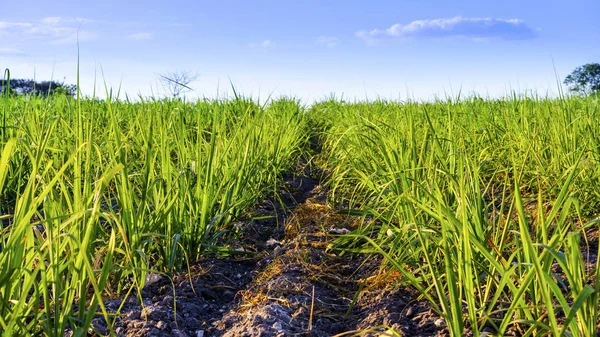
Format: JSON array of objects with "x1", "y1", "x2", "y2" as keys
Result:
[{"x1": 0, "y1": 78, "x2": 77, "y2": 97}]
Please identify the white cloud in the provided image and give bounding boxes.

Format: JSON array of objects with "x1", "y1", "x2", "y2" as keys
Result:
[
  {"x1": 0, "y1": 47, "x2": 27, "y2": 56},
  {"x1": 357, "y1": 16, "x2": 536, "y2": 43},
  {"x1": 249, "y1": 40, "x2": 275, "y2": 49},
  {"x1": 41, "y1": 17, "x2": 63, "y2": 25},
  {"x1": 316, "y1": 36, "x2": 340, "y2": 48},
  {"x1": 126, "y1": 32, "x2": 153, "y2": 41},
  {"x1": 0, "y1": 21, "x2": 33, "y2": 30},
  {"x1": 0, "y1": 17, "x2": 96, "y2": 44}
]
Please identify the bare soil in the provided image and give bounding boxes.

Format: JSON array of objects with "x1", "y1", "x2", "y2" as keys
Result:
[{"x1": 96, "y1": 161, "x2": 447, "y2": 337}]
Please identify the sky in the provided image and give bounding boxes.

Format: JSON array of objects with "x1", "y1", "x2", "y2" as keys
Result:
[{"x1": 1, "y1": 0, "x2": 599, "y2": 102}]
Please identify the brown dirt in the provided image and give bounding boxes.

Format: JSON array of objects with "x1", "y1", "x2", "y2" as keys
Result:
[{"x1": 95, "y1": 161, "x2": 445, "y2": 337}]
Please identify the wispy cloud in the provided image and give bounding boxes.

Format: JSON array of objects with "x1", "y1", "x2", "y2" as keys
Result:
[
  {"x1": 0, "y1": 47, "x2": 28, "y2": 56},
  {"x1": 249, "y1": 40, "x2": 275, "y2": 49},
  {"x1": 126, "y1": 32, "x2": 153, "y2": 41},
  {"x1": 0, "y1": 17, "x2": 96, "y2": 44},
  {"x1": 356, "y1": 16, "x2": 537, "y2": 43},
  {"x1": 41, "y1": 17, "x2": 63, "y2": 25},
  {"x1": 316, "y1": 35, "x2": 341, "y2": 48}
]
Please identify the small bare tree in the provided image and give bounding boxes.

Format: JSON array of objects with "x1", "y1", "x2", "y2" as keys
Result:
[{"x1": 158, "y1": 70, "x2": 199, "y2": 98}]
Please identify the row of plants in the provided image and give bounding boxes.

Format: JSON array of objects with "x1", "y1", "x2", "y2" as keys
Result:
[
  {"x1": 314, "y1": 95, "x2": 600, "y2": 336},
  {"x1": 0, "y1": 94, "x2": 309, "y2": 336}
]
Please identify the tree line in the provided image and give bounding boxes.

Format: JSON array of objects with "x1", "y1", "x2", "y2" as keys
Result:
[{"x1": 0, "y1": 78, "x2": 77, "y2": 97}]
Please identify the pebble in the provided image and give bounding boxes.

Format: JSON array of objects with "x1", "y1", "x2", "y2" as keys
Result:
[
  {"x1": 328, "y1": 227, "x2": 350, "y2": 235},
  {"x1": 172, "y1": 329, "x2": 189, "y2": 337},
  {"x1": 156, "y1": 321, "x2": 167, "y2": 330},
  {"x1": 144, "y1": 273, "x2": 163, "y2": 287},
  {"x1": 272, "y1": 322, "x2": 283, "y2": 330},
  {"x1": 405, "y1": 307, "x2": 415, "y2": 317},
  {"x1": 434, "y1": 318, "x2": 446, "y2": 327},
  {"x1": 196, "y1": 331, "x2": 205, "y2": 337},
  {"x1": 266, "y1": 238, "x2": 282, "y2": 248},
  {"x1": 141, "y1": 305, "x2": 161, "y2": 321}
]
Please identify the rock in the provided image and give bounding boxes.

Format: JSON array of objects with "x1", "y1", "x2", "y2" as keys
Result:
[
  {"x1": 328, "y1": 227, "x2": 350, "y2": 235},
  {"x1": 141, "y1": 305, "x2": 162, "y2": 321},
  {"x1": 266, "y1": 238, "x2": 282, "y2": 248},
  {"x1": 171, "y1": 329, "x2": 189, "y2": 337},
  {"x1": 144, "y1": 273, "x2": 163, "y2": 288},
  {"x1": 156, "y1": 321, "x2": 167, "y2": 330},
  {"x1": 434, "y1": 318, "x2": 445, "y2": 327},
  {"x1": 272, "y1": 321, "x2": 283, "y2": 330},
  {"x1": 196, "y1": 331, "x2": 205, "y2": 337}
]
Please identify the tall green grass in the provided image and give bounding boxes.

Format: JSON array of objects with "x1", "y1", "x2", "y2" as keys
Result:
[
  {"x1": 0, "y1": 94, "x2": 308, "y2": 335},
  {"x1": 315, "y1": 95, "x2": 600, "y2": 336}
]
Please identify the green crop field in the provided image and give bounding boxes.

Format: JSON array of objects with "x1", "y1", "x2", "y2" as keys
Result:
[
  {"x1": 0, "y1": 87, "x2": 599, "y2": 336},
  {"x1": 314, "y1": 96, "x2": 600, "y2": 336},
  {"x1": 0, "y1": 92, "x2": 308, "y2": 335}
]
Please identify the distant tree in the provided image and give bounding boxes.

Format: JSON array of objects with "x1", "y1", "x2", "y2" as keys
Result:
[
  {"x1": 158, "y1": 71, "x2": 199, "y2": 98},
  {"x1": 563, "y1": 63, "x2": 600, "y2": 95},
  {"x1": 0, "y1": 78, "x2": 77, "y2": 97}
]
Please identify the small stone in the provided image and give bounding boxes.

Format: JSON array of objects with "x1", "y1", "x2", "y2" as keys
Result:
[
  {"x1": 141, "y1": 305, "x2": 161, "y2": 321},
  {"x1": 144, "y1": 273, "x2": 163, "y2": 287},
  {"x1": 196, "y1": 331, "x2": 205, "y2": 337},
  {"x1": 328, "y1": 227, "x2": 350, "y2": 235},
  {"x1": 235, "y1": 273, "x2": 242, "y2": 279},
  {"x1": 434, "y1": 318, "x2": 445, "y2": 327},
  {"x1": 272, "y1": 322, "x2": 283, "y2": 330},
  {"x1": 171, "y1": 329, "x2": 189, "y2": 337},
  {"x1": 405, "y1": 307, "x2": 415, "y2": 317},
  {"x1": 266, "y1": 238, "x2": 282, "y2": 248},
  {"x1": 156, "y1": 321, "x2": 167, "y2": 330}
]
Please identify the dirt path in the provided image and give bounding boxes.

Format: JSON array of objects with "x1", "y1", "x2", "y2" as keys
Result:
[{"x1": 101, "y1": 160, "x2": 445, "y2": 337}]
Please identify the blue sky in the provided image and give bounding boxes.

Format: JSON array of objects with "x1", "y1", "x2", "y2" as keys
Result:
[{"x1": 1, "y1": 0, "x2": 599, "y2": 101}]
